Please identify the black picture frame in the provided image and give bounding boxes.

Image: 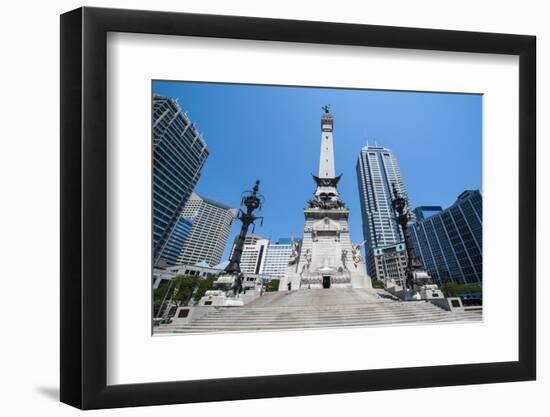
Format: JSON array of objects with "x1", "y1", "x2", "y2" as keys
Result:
[{"x1": 60, "y1": 6, "x2": 536, "y2": 410}]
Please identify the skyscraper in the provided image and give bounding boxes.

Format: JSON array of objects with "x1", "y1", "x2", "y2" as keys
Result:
[
  {"x1": 153, "y1": 94, "x2": 209, "y2": 264},
  {"x1": 413, "y1": 206, "x2": 443, "y2": 221},
  {"x1": 233, "y1": 235, "x2": 270, "y2": 275},
  {"x1": 409, "y1": 190, "x2": 482, "y2": 285},
  {"x1": 177, "y1": 193, "x2": 237, "y2": 267},
  {"x1": 262, "y1": 238, "x2": 298, "y2": 279},
  {"x1": 155, "y1": 215, "x2": 193, "y2": 267},
  {"x1": 356, "y1": 145, "x2": 409, "y2": 283}
]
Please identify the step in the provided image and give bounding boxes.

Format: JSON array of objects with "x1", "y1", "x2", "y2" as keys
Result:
[
  {"x1": 181, "y1": 318, "x2": 480, "y2": 331},
  {"x1": 155, "y1": 288, "x2": 482, "y2": 334},
  {"x1": 160, "y1": 316, "x2": 481, "y2": 333},
  {"x1": 198, "y1": 307, "x2": 456, "y2": 319},
  {"x1": 164, "y1": 312, "x2": 481, "y2": 326},
  {"x1": 194, "y1": 310, "x2": 462, "y2": 323}
]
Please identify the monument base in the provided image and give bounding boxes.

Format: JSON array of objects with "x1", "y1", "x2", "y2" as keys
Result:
[{"x1": 279, "y1": 267, "x2": 371, "y2": 291}]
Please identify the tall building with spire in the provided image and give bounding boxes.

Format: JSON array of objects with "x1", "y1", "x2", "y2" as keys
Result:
[
  {"x1": 281, "y1": 106, "x2": 371, "y2": 290},
  {"x1": 356, "y1": 145, "x2": 409, "y2": 284}
]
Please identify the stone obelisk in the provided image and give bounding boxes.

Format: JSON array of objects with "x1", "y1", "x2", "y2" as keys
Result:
[{"x1": 281, "y1": 106, "x2": 371, "y2": 290}]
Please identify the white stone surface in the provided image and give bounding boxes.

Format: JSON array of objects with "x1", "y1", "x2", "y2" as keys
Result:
[{"x1": 319, "y1": 123, "x2": 336, "y2": 178}]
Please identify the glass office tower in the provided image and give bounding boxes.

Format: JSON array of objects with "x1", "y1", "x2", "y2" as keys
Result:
[
  {"x1": 413, "y1": 206, "x2": 443, "y2": 221},
  {"x1": 409, "y1": 190, "x2": 482, "y2": 285},
  {"x1": 155, "y1": 216, "x2": 194, "y2": 267},
  {"x1": 262, "y1": 238, "x2": 297, "y2": 279},
  {"x1": 152, "y1": 94, "x2": 209, "y2": 264},
  {"x1": 356, "y1": 145, "x2": 410, "y2": 282}
]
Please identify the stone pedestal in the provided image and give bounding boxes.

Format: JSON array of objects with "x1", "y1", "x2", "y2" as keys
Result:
[
  {"x1": 198, "y1": 286, "x2": 262, "y2": 307},
  {"x1": 281, "y1": 208, "x2": 372, "y2": 291},
  {"x1": 418, "y1": 284, "x2": 445, "y2": 300}
]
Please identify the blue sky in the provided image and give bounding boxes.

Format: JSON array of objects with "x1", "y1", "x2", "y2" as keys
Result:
[{"x1": 153, "y1": 81, "x2": 482, "y2": 261}]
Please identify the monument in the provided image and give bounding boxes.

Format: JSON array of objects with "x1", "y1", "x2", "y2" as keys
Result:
[
  {"x1": 280, "y1": 106, "x2": 372, "y2": 290},
  {"x1": 163, "y1": 129, "x2": 474, "y2": 332}
]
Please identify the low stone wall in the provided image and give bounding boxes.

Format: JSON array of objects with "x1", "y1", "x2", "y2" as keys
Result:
[
  {"x1": 169, "y1": 291, "x2": 263, "y2": 326},
  {"x1": 429, "y1": 297, "x2": 464, "y2": 312},
  {"x1": 170, "y1": 305, "x2": 217, "y2": 325}
]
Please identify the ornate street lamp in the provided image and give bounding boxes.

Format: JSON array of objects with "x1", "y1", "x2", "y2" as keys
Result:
[
  {"x1": 391, "y1": 182, "x2": 429, "y2": 290},
  {"x1": 224, "y1": 180, "x2": 264, "y2": 295}
]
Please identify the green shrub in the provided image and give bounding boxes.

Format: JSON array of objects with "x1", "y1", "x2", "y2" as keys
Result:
[
  {"x1": 371, "y1": 278, "x2": 385, "y2": 289},
  {"x1": 266, "y1": 279, "x2": 280, "y2": 292},
  {"x1": 439, "y1": 281, "x2": 482, "y2": 297}
]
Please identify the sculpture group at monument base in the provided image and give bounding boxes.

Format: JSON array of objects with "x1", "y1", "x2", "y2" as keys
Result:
[{"x1": 279, "y1": 269, "x2": 371, "y2": 291}]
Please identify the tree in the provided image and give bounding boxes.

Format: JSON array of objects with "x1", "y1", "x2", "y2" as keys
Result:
[
  {"x1": 439, "y1": 281, "x2": 482, "y2": 298},
  {"x1": 193, "y1": 275, "x2": 217, "y2": 301},
  {"x1": 265, "y1": 279, "x2": 280, "y2": 292},
  {"x1": 154, "y1": 275, "x2": 202, "y2": 306},
  {"x1": 371, "y1": 278, "x2": 385, "y2": 289}
]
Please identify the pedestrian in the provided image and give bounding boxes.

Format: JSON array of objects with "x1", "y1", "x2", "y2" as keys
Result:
[{"x1": 287, "y1": 281, "x2": 292, "y2": 294}]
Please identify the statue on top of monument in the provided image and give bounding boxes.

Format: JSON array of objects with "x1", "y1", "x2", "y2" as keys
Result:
[{"x1": 322, "y1": 104, "x2": 331, "y2": 114}]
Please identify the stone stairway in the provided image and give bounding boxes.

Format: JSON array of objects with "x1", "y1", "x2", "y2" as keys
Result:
[
  {"x1": 246, "y1": 287, "x2": 388, "y2": 307},
  {"x1": 156, "y1": 288, "x2": 481, "y2": 334}
]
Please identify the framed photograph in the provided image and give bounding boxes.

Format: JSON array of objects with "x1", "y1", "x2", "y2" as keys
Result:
[{"x1": 60, "y1": 6, "x2": 536, "y2": 410}]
